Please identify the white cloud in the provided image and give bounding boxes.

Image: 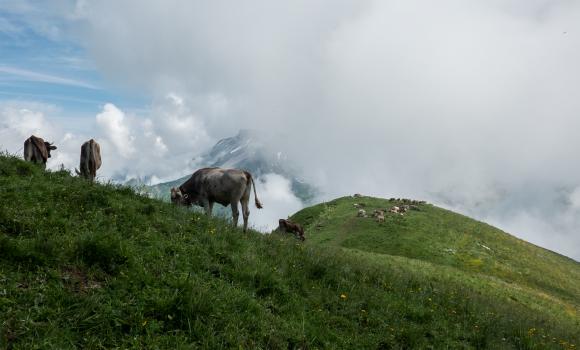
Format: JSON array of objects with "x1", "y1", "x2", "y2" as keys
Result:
[
  {"x1": 0, "y1": 101, "x2": 59, "y2": 153},
  {"x1": 89, "y1": 98, "x2": 213, "y2": 182},
  {"x1": 249, "y1": 173, "x2": 304, "y2": 232},
  {"x1": 96, "y1": 103, "x2": 135, "y2": 158},
  {"x1": 0, "y1": 66, "x2": 99, "y2": 89}
]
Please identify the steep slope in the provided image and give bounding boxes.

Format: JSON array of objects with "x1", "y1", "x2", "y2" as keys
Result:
[
  {"x1": 142, "y1": 130, "x2": 316, "y2": 203},
  {"x1": 1, "y1": 155, "x2": 578, "y2": 349}
]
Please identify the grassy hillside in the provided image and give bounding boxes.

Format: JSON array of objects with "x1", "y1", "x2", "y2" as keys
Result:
[
  {"x1": 291, "y1": 196, "x2": 580, "y2": 343},
  {"x1": 290, "y1": 196, "x2": 580, "y2": 304},
  {"x1": 1, "y1": 154, "x2": 579, "y2": 349}
]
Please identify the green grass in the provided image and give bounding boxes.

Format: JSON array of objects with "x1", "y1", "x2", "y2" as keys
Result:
[
  {"x1": 291, "y1": 196, "x2": 580, "y2": 303},
  {"x1": 1, "y1": 154, "x2": 579, "y2": 349}
]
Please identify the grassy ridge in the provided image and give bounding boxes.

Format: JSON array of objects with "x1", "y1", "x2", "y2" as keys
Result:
[
  {"x1": 0, "y1": 154, "x2": 579, "y2": 349},
  {"x1": 291, "y1": 196, "x2": 580, "y2": 303}
]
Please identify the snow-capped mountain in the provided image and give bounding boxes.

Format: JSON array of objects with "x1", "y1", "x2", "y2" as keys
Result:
[{"x1": 139, "y1": 130, "x2": 317, "y2": 202}]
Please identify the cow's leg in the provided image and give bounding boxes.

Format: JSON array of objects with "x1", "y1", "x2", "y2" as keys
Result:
[
  {"x1": 241, "y1": 199, "x2": 250, "y2": 233},
  {"x1": 202, "y1": 199, "x2": 213, "y2": 216},
  {"x1": 230, "y1": 201, "x2": 239, "y2": 229}
]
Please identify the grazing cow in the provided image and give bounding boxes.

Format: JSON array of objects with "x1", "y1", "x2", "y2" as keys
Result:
[
  {"x1": 75, "y1": 139, "x2": 101, "y2": 182},
  {"x1": 357, "y1": 209, "x2": 367, "y2": 217},
  {"x1": 376, "y1": 212, "x2": 385, "y2": 223},
  {"x1": 23, "y1": 135, "x2": 57, "y2": 168},
  {"x1": 170, "y1": 168, "x2": 263, "y2": 232},
  {"x1": 389, "y1": 206, "x2": 400, "y2": 214},
  {"x1": 277, "y1": 219, "x2": 305, "y2": 241}
]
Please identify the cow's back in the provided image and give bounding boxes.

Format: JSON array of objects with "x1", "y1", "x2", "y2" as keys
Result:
[
  {"x1": 207, "y1": 168, "x2": 248, "y2": 203},
  {"x1": 85, "y1": 139, "x2": 102, "y2": 175},
  {"x1": 23, "y1": 136, "x2": 47, "y2": 164},
  {"x1": 180, "y1": 167, "x2": 216, "y2": 196},
  {"x1": 180, "y1": 168, "x2": 249, "y2": 206},
  {"x1": 79, "y1": 139, "x2": 102, "y2": 180},
  {"x1": 91, "y1": 140, "x2": 102, "y2": 171}
]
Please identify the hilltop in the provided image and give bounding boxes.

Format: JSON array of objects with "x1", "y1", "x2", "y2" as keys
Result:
[{"x1": 0, "y1": 154, "x2": 578, "y2": 349}]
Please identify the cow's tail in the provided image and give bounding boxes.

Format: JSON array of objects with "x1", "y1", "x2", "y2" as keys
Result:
[{"x1": 246, "y1": 171, "x2": 263, "y2": 209}]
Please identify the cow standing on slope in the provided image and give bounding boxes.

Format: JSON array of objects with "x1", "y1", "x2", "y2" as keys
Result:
[
  {"x1": 170, "y1": 168, "x2": 263, "y2": 232},
  {"x1": 75, "y1": 139, "x2": 102, "y2": 182},
  {"x1": 23, "y1": 135, "x2": 57, "y2": 168}
]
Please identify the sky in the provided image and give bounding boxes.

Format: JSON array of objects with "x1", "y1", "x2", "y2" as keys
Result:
[{"x1": 0, "y1": 0, "x2": 579, "y2": 260}]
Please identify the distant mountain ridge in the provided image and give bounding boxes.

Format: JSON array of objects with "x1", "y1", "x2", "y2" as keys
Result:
[{"x1": 137, "y1": 130, "x2": 317, "y2": 202}]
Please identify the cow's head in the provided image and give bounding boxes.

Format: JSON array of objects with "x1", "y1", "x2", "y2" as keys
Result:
[
  {"x1": 44, "y1": 142, "x2": 57, "y2": 158},
  {"x1": 170, "y1": 187, "x2": 191, "y2": 206},
  {"x1": 170, "y1": 187, "x2": 183, "y2": 204}
]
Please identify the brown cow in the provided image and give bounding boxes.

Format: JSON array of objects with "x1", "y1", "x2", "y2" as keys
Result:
[
  {"x1": 23, "y1": 135, "x2": 57, "y2": 168},
  {"x1": 277, "y1": 219, "x2": 305, "y2": 241},
  {"x1": 170, "y1": 167, "x2": 263, "y2": 232},
  {"x1": 75, "y1": 139, "x2": 102, "y2": 182}
]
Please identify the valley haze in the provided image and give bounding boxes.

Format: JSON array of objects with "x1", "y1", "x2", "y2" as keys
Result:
[{"x1": 1, "y1": 1, "x2": 580, "y2": 261}]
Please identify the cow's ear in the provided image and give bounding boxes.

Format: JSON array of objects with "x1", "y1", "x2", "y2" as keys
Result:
[{"x1": 49, "y1": 145, "x2": 57, "y2": 150}]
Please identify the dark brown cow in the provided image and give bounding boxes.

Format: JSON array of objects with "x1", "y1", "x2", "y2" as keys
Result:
[
  {"x1": 277, "y1": 219, "x2": 305, "y2": 241},
  {"x1": 23, "y1": 135, "x2": 57, "y2": 168},
  {"x1": 75, "y1": 139, "x2": 102, "y2": 182},
  {"x1": 170, "y1": 168, "x2": 263, "y2": 232}
]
